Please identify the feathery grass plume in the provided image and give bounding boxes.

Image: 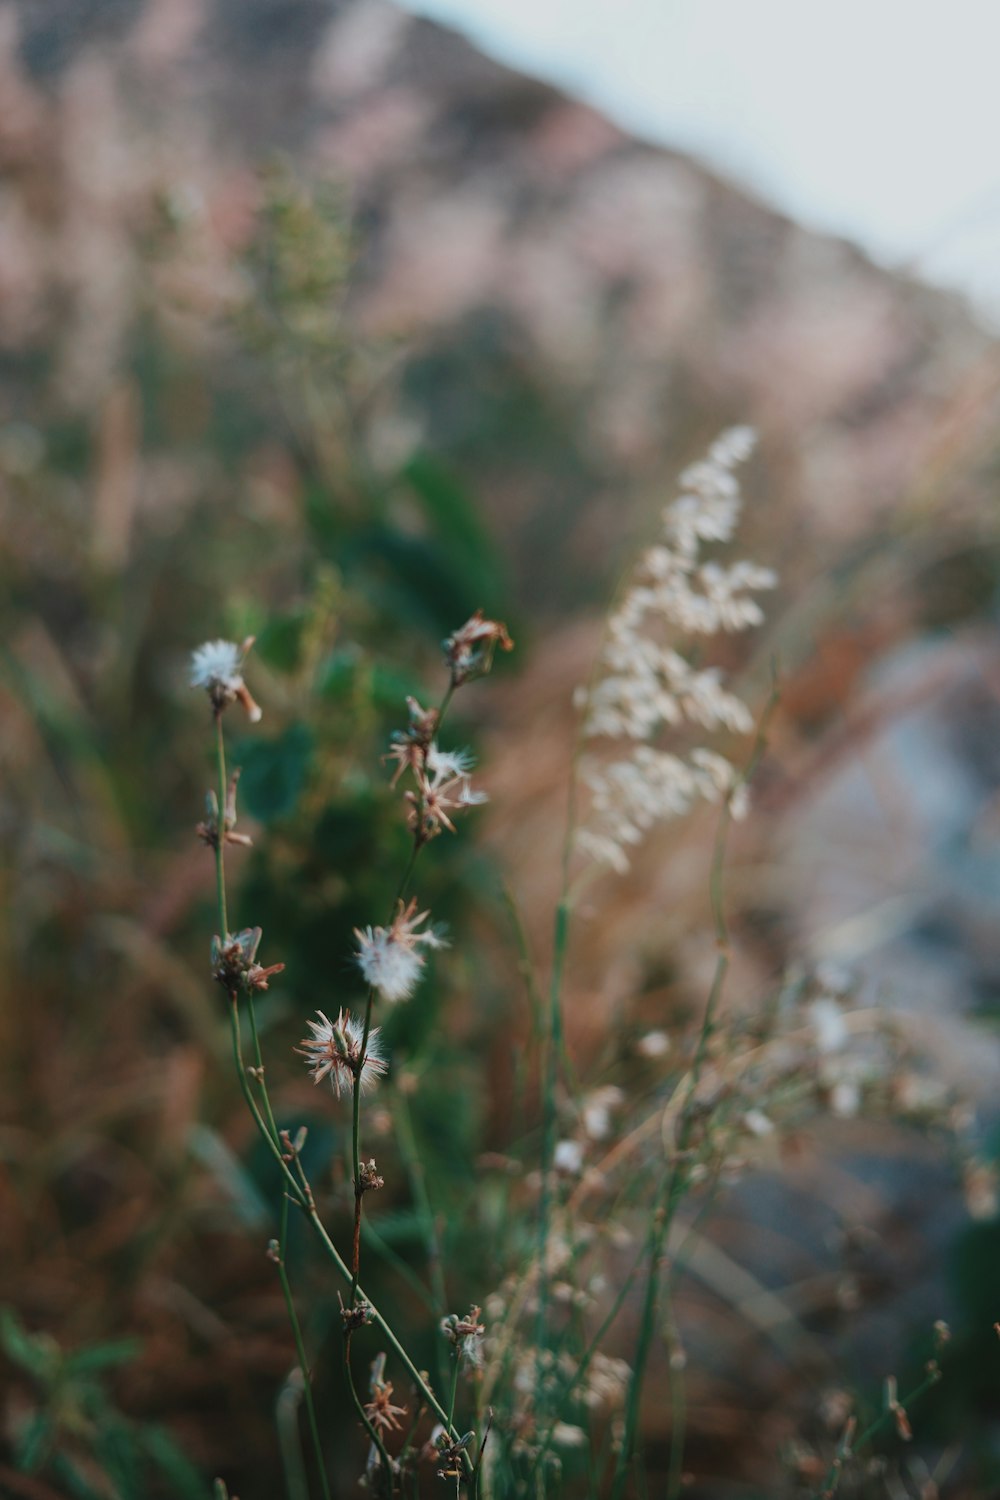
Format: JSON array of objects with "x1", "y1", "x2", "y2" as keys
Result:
[{"x1": 576, "y1": 427, "x2": 775, "y2": 873}]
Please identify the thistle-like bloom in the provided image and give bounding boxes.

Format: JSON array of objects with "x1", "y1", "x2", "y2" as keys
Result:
[
  {"x1": 212, "y1": 926, "x2": 285, "y2": 993},
  {"x1": 354, "y1": 898, "x2": 448, "y2": 1002},
  {"x1": 364, "y1": 1379, "x2": 407, "y2": 1436},
  {"x1": 190, "y1": 637, "x2": 262, "y2": 721},
  {"x1": 405, "y1": 741, "x2": 488, "y2": 843},
  {"x1": 576, "y1": 428, "x2": 774, "y2": 873},
  {"x1": 444, "y1": 610, "x2": 513, "y2": 687},
  {"x1": 299, "y1": 1008, "x2": 388, "y2": 1096},
  {"x1": 384, "y1": 696, "x2": 439, "y2": 787}
]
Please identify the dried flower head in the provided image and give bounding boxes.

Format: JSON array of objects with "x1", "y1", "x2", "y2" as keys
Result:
[
  {"x1": 431, "y1": 1428, "x2": 476, "y2": 1481},
  {"x1": 444, "y1": 610, "x2": 513, "y2": 687},
  {"x1": 405, "y1": 742, "x2": 488, "y2": 844},
  {"x1": 212, "y1": 926, "x2": 284, "y2": 993},
  {"x1": 196, "y1": 767, "x2": 253, "y2": 850},
  {"x1": 576, "y1": 428, "x2": 774, "y2": 873},
  {"x1": 364, "y1": 1370, "x2": 407, "y2": 1436},
  {"x1": 384, "y1": 696, "x2": 440, "y2": 786},
  {"x1": 354, "y1": 898, "x2": 448, "y2": 1002},
  {"x1": 441, "y1": 1305, "x2": 486, "y2": 1368},
  {"x1": 339, "y1": 1294, "x2": 375, "y2": 1332},
  {"x1": 358, "y1": 1158, "x2": 385, "y2": 1194},
  {"x1": 299, "y1": 1009, "x2": 388, "y2": 1096},
  {"x1": 190, "y1": 637, "x2": 262, "y2": 721}
]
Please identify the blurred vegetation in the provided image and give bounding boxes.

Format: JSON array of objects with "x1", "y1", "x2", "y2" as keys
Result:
[
  {"x1": 0, "y1": 161, "x2": 523, "y2": 1498},
  {"x1": 3, "y1": 141, "x2": 1000, "y2": 1500}
]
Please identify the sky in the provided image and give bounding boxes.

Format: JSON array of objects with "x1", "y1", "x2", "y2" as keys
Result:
[{"x1": 398, "y1": 0, "x2": 1000, "y2": 324}]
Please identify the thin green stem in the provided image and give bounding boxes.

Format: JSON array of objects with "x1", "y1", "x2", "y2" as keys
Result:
[
  {"x1": 447, "y1": 1358, "x2": 460, "y2": 1432},
  {"x1": 360, "y1": 1219, "x2": 439, "y2": 1316},
  {"x1": 527, "y1": 1253, "x2": 643, "y2": 1485},
  {"x1": 534, "y1": 896, "x2": 570, "y2": 1402},
  {"x1": 213, "y1": 676, "x2": 477, "y2": 1484},
  {"x1": 811, "y1": 1367, "x2": 943, "y2": 1500},
  {"x1": 247, "y1": 992, "x2": 282, "y2": 1147},
  {"x1": 344, "y1": 1332, "x2": 393, "y2": 1494},
  {"x1": 213, "y1": 711, "x2": 229, "y2": 938},
  {"x1": 391, "y1": 1087, "x2": 450, "y2": 1391},
  {"x1": 276, "y1": 1194, "x2": 332, "y2": 1500},
  {"x1": 228, "y1": 997, "x2": 308, "y2": 1201},
  {"x1": 350, "y1": 989, "x2": 375, "y2": 1304},
  {"x1": 664, "y1": 1291, "x2": 686, "y2": 1500},
  {"x1": 611, "y1": 1163, "x2": 687, "y2": 1500},
  {"x1": 611, "y1": 678, "x2": 780, "y2": 1499}
]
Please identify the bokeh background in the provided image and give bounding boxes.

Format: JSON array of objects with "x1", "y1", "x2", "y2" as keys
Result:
[{"x1": 4, "y1": 2, "x2": 1000, "y2": 1496}]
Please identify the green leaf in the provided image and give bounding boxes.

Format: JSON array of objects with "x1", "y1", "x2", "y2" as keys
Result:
[
  {"x1": 401, "y1": 452, "x2": 504, "y2": 608},
  {"x1": 64, "y1": 1339, "x2": 141, "y2": 1377},
  {"x1": 93, "y1": 1416, "x2": 143, "y2": 1499},
  {"x1": 15, "y1": 1410, "x2": 54, "y2": 1471},
  {"x1": 0, "y1": 1307, "x2": 60, "y2": 1383},
  {"x1": 235, "y1": 724, "x2": 313, "y2": 822},
  {"x1": 316, "y1": 644, "x2": 362, "y2": 700},
  {"x1": 140, "y1": 1424, "x2": 207, "y2": 1500},
  {"x1": 51, "y1": 1452, "x2": 105, "y2": 1500},
  {"x1": 255, "y1": 612, "x2": 307, "y2": 674}
]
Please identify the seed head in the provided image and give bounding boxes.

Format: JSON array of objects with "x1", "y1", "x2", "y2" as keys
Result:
[
  {"x1": 443, "y1": 610, "x2": 513, "y2": 687},
  {"x1": 299, "y1": 1009, "x2": 388, "y2": 1096},
  {"x1": 441, "y1": 1305, "x2": 486, "y2": 1368},
  {"x1": 190, "y1": 637, "x2": 262, "y2": 721},
  {"x1": 354, "y1": 898, "x2": 448, "y2": 1002},
  {"x1": 364, "y1": 1378, "x2": 407, "y2": 1436}
]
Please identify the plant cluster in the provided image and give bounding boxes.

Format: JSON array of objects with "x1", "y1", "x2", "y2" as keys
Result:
[{"x1": 186, "y1": 433, "x2": 966, "y2": 1499}]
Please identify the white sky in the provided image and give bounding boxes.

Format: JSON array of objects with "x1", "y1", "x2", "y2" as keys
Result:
[{"x1": 399, "y1": 0, "x2": 1000, "y2": 324}]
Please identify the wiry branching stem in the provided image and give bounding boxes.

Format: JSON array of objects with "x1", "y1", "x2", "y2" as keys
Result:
[{"x1": 611, "y1": 673, "x2": 779, "y2": 1500}]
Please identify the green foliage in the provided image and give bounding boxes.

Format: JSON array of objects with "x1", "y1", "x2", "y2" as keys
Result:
[
  {"x1": 236, "y1": 724, "x2": 314, "y2": 823},
  {"x1": 1, "y1": 1309, "x2": 204, "y2": 1499}
]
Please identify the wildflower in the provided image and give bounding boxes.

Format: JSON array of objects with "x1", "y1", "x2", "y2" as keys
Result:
[
  {"x1": 742, "y1": 1108, "x2": 775, "y2": 1137},
  {"x1": 431, "y1": 1428, "x2": 476, "y2": 1480},
  {"x1": 354, "y1": 898, "x2": 448, "y2": 1002},
  {"x1": 579, "y1": 1352, "x2": 631, "y2": 1410},
  {"x1": 190, "y1": 637, "x2": 262, "y2": 721},
  {"x1": 552, "y1": 1424, "x2": 587, "y2": 1449},
  {"x1": 554, "y1": 1139, "x2": 584, "y2": 1175},
  {"x1": 212, "y1": 926, "x2": 284, "y2": 993},
  {"x1": 405, "y1": 742, "x2": 488, "y2": 843},
  {"x1": 441, "y1": 1305, "x2": 486, "y2": 1368},
  {"x1": 364, "y1": 1379, "x2": 407, "y2": 1436},
  {"x1": 635, "y1": 1030, "x2": 670, "y2": 1059},
  {"x1": 809, "y1": 998, "x2": 848, "y2": 1054},
  {"x1": 358, "y1": 1158, "x2": 385, "y2": 1194},
  {"x1": 581, "y1": 1085, "x2": 624, "y2": 1141},
  {"x1": 339, "y1": 1293, "x2": 375, "y2": 1332},
  {"x1": 444, "y1": 610, "x2": 513, "y2": 687},
  {"x1": 384, "y1": 696, "x2": 439, "y2": 787},
  {"x1": 299, "y1": 1009, "x2": 388, "y2": 1097},
  {"x1": 575, "y1": 428, "x2": 774, "y2": 874}
]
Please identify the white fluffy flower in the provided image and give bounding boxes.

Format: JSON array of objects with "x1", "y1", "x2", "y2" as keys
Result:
[
  {"x1": 354, "y1": 898, "x2": 448, "y2": 1002},
  {"x1": 355, "y1": 926, "x2": 424, "y2": 1002},
  {"x1": 189, "y1": 637, "x2": 262, "y2": 721},
  {"x1": 554, "y1": 1139, "x2": 585, "y2": 1174},
  {"x1": 809, "y1": 998, "x2": 848, "y2": 1054},
  {"x1": 190, "y1": 639, "x2": 243, "y2": 689}
]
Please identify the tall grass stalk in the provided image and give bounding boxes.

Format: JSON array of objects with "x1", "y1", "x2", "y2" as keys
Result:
[{"x1": 611, "y1": 671, "x2": 779, "y2": 1499}]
